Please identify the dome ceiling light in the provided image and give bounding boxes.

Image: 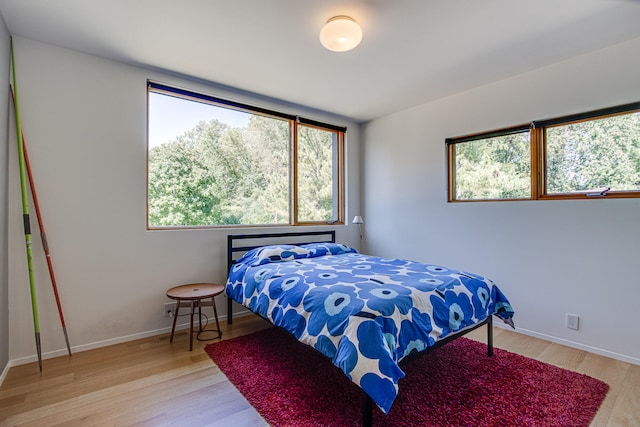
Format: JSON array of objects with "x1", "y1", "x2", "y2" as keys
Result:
[{"x1": 319, "y1": 15, "x2": 363, "y2": 52}]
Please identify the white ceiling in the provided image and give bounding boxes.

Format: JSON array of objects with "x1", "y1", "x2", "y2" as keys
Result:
[{"x1": 1, "y1": 0, "x2": 639, "y2": 123}]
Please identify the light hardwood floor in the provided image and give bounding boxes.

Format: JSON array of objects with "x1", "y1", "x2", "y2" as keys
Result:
[{"x1": 1, "y1": 315, "x2": 638, "y2": 426}]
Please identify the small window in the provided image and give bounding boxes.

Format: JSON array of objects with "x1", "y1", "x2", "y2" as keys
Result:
[
  {"x1": 147, "y1": 82, "x2": 345, "y2": 227},
  {"x1": 544, "y1": 111, "x2": 640, "y2": 196},
  {"x1": 448, "y1": 127, "x2": 531, "y2": 201},
  {"x1": 296, "y1": 124, "x2": 343, "y2": 222},
  {"x1": 447, "y1": 102, "x2": 640, "y2": 201}
]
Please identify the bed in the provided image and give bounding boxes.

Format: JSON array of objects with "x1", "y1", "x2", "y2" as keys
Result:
[{"x1": 225, "y1": 231, "x2": 515, "y2": 426}]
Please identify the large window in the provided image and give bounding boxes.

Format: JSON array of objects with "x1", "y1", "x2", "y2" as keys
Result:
[
  {"x1": 447, "y1": 102, "x2": 640, "y2": 201},
  {"x1": 147, "y1": 82, "x2": 345, "y2": 228}
]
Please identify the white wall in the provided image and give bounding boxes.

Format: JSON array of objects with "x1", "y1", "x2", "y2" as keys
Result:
[
  {"x1": 7, "y1": 36, "x2": 361, "y2": 363},
  {"x1": 0, "y1": 14, "x2": 10, "y2": 377},
  {"x1": 363, "y1": 37, "x2": 640, "y2": 364}
]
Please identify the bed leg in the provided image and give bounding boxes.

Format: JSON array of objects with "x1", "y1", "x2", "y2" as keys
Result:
[
  {"x1": 362, "y1": 393, "x2": 372, "y2": 427},
  {"x1": 227, "y1": 296, "x2": 233, "y2": 325},
  {"x1": 487, "y1": 315, "x2": 493, "y2": 357}
]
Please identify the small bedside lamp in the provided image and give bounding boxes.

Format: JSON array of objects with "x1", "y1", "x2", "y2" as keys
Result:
[{"x1": 352, "y1": 215, "x2": 364, "y2": 252}]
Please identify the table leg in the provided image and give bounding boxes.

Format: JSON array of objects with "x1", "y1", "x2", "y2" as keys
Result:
[
  {"x1": 212, "y1": 296, "x2": 222, "y2": 339},
  {"x1": 169, "y1": 299, "x2": 179, "y2": 343},
  {"x1": 189, "y1": 300, "x2": 195, "y2": 351}
]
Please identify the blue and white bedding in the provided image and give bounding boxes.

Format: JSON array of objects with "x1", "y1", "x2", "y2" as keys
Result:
[{"x1": 225, "y1": 243, "x2": 515, "y2": 414}]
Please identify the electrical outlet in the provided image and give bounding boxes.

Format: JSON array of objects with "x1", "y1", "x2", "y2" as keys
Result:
[
  {"x1": 164, "y1": 301, "x2": 177, "y2": 318},
  {"x1": 566, "y1": 314, "x2": 579, "y2": 330}
]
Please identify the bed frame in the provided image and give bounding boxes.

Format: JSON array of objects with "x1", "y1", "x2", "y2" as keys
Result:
[
  {"x1": 226, "y1": 230, "x2": 336, "y2": 325},
  {"x1": 225, "y1": 231, "x2": 493, "y2": 427}
]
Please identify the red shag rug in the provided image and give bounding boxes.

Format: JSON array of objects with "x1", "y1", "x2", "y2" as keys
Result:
[{"x1": 205, "y1": 327, "x2": 608, "y2": 426}]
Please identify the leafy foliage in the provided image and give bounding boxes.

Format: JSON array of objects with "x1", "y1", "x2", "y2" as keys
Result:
[
  {"x1": 455, "y1": 132, "x2": 531, "y2": 200},
  {"x1": 546, "y1": 113, "x2": 640, "y2": 193},
  {"x1": 148, "y1": 116, "x2": 336, "y2": 226},
  {"x1": 454, "y1": 111, "x2": 640, "y2": 199},
  {"x1": 297, "y1": 125, "x2": 335, "y2": 222}
]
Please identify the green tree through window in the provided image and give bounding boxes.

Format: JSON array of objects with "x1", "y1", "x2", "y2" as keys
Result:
[
  {"x1": 297, "y1": 125, "x2": 338, "y2": 222},
  {"x1": 546, "y1": 112, "x2": 640, "y2": 193},
  {"x1": 147, "y1": 83, "x2": 345, "y2": 227},
  {"x1": 454, "y1": 132, "x2": 530, "y2": 200},
  {"x1": 447, "y1": 103, "x2": 640, "y2": 201}
]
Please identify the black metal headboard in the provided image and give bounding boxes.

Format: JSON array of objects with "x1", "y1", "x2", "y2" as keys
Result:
[
  {"x1": 225, "y1": 230, "x2": 336, "y2": 324},
  {"x1": 226, "y1": 230, "x2": 336, "y2": 272}
]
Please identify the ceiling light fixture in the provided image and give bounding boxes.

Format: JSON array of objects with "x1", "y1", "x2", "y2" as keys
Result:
[{"x1": 319, "y1": 16, "x2": 363, "y2": 52}]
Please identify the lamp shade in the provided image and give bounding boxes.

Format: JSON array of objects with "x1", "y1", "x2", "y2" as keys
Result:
[
  {"x1": 319, "y1": 16, "x2": 363, "y2": 52},
  {"x1": 352, "y1": 215, "x2": 364, "y2": 224}
]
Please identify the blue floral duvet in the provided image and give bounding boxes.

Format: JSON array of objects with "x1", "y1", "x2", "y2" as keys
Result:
[{"x1": 225, "y1": 243, "x2": 515, "y2": 414}]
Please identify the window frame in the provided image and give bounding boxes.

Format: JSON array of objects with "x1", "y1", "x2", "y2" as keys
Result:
[
  {"x1": 146, "y1": 81, "x2": 346, "y2": 228},
  {"x1": 447, "y1": 102, "x2": 640, "y2": 202},
  {"x1": 446, "y1": 124, "x2": 533, "y2": 202},
  {"x1": 292, "y1": 121, "x2": 345, "y2": 225}
]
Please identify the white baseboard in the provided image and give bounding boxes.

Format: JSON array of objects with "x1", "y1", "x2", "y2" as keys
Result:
[
  {"x1": 5, "y1": 313, "x2": 637, "y2": 385},
  {"x1": 8, "y1": 324, "x2": 188, "y2": 367},
  {"x1": 6, "y1": 311, "x2": 254, "y2": 369},
  {"x1": 494, "y1": 323, "x2": 640, "y2": 366},
  {"x1": 0, "y1": 359, "x2": 12, "y2": 386}
]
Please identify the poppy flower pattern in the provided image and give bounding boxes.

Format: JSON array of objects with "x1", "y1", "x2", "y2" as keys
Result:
[{"x1": 226, "y1": 246, "x2": 514, "y2": 414}]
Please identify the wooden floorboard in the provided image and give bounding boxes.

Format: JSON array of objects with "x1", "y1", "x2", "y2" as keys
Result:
[{"x1": 1, "y1": 315, "x2": 638, "y2": 426}]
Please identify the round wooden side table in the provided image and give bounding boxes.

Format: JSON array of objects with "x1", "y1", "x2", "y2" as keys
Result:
[{"x1": 166, "y1": 283, "x2": 224, "y2": 351}]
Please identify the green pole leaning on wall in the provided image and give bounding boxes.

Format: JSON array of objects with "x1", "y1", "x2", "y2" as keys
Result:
[{"x1": 10, "y1": 36, "x2": 43, "y2": 372}]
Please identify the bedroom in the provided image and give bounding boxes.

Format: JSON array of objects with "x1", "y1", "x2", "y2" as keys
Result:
[{"x1": 1, "y1": 0, "x2": 639, "y2": 425}]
